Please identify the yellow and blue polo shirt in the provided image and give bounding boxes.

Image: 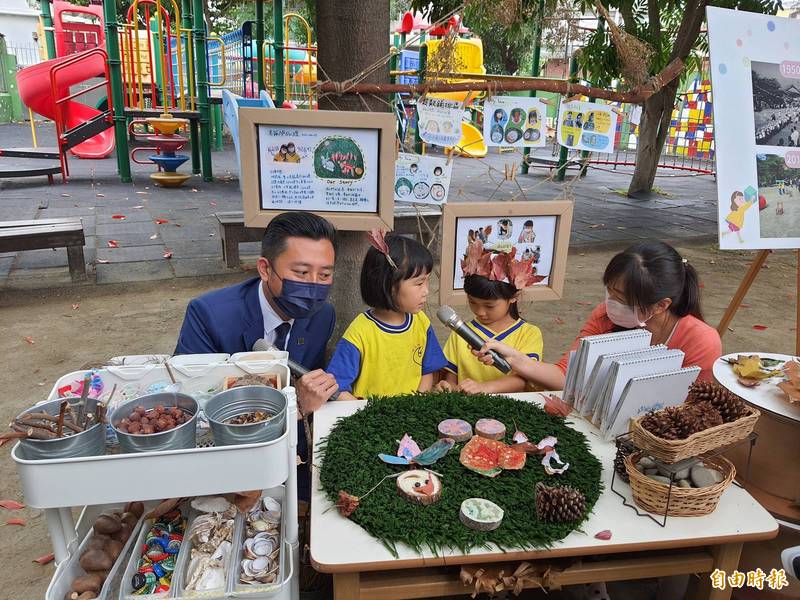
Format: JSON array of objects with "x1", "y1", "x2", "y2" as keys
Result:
[
  {"x1": 327, "y1": 310, "x2": 447, "y2": 398},
  {"x1": 443, "y1": 318, "x2": 543, "y2": 383}
]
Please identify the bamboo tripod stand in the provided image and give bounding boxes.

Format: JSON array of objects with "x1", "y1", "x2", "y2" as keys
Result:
[{"x1": 716, "y1": 249, "x2": 800, "y2": 355}]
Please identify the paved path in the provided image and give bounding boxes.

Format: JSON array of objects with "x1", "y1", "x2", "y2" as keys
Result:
[{"x1": 0, "y1": 121, "x2": 719, "y2": 288}]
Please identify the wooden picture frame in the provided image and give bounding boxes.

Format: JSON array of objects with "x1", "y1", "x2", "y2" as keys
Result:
[
  {"x1": 440, "y1": 201, "x2": 573, "y2": 305},
  {"x1": 239, "y1": 108, "x2": 396, "y2": 230}
]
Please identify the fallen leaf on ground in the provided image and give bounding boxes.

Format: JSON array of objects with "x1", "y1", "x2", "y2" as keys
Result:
[
  {"x1": 155, "y1": 219, "x2": 169, "y2": 225},
  {"x1": 740, "y1": 303, "x2": 751, "y2": 308},
  {"x1": 163, "y1": 250, "x2": 173, "y2": 259},
  {"x1": 752, "y1": 325, "x2": 768, "y2": 331},
  {"x1": 24, "y1": 336, "x2": 34, "y2": 345},
  {"x1": 132, "y1": 205, "x2": 145, "y2": 209},
  {"x1": 149, "y1": 234, "x2": 158, "y2": 240},
  {"x1": 191, "y1": 188, "x2": 198, "y2": 192},
  {"x1": 576, "y1": 300, "x2": 593, "y2": 306},
  {"x1": 96, "y1": 193, "x2": 105, "y2": 198},
  {"x1": 594, "y1": 530, "x2": 612, "y2": 540},
  {"x1": 32, "y1": 553, "x2": 54, "y2": 565},
  {"x1": 96, "y1": 259, "x2": 109, "y2": 264},
  {"x1": 107, "y1": 240, "x2": 119, "y2": 248},
  {"x1": 135, "y1": 191, "x2": 149, "y2": 195},
  {"x1": 0, "y1": 500, "x2": 24, "y2": 510},
  {"x1": 554, "y1": 317, "x2": 565, "y2": 325},
  {"x1": 111, "y1": 214, "x2": 125, "y2": 220},
  {"x1": 209, "y1": 201, "x2": 217, "y2": 206},
  {"x1": 174, "y1": 223, "x2": 182, "y2": 227},
  {"x1": 71, "y1": 304, "x2": 79, "y2": 310},
  {"x1": 6, "y1": 518, "x2": 26, "y2": 526}
]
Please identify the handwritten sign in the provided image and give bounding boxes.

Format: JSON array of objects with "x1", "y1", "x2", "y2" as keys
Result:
[{"x1": 417, "y1": 96, "x2": 463, "y2": 147}]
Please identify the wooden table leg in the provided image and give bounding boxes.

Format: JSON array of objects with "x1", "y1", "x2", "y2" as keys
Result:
[
  {"x1": 334, "y1": 572, "x2": 360, "y2": 600},
  {"x1": 66, "y1": 245, "x2": 87, "y2": 281},
  {"x1": 686, "y1": 543, "x2": 743, "y2": 600}
]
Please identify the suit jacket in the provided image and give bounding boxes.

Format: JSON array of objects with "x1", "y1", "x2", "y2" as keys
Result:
[{"x1": 174, "y1": 277, "x2": 335, "y2": 370}]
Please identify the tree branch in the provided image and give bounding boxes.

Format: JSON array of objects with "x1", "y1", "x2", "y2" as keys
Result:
[{"x1": 647, "y1": 0, "x2": 660, "y2": 44}]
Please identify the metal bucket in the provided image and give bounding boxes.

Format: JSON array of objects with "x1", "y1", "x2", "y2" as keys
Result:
[
  {"x1": 110, "y1": 392, "x2": 198, "y2": 454},
  {"x1": 205, "y1": 386, "x2": 287, "y2": 447},
  {"x1": 17, "y1": 398, "x2": 106, "y2": 461}
]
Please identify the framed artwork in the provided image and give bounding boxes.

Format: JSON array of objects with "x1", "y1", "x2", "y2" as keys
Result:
[
  {"x1": 239, "y1": 108, "x2": 396, "y2": 230},
  {"x1": 708, "y1": 6, "x2": 800, "y2": 249},
  {"x1": 440, "y1": 201, "x2": 573, "y2": 305}
]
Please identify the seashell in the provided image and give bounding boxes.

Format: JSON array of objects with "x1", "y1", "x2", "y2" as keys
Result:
[
  {"x1": 190, "y1": 496, "x2": 232, "y2": 514},
  {"x1": 262, "y1": 496, "x2": 281, "y2": 514},
  {"x1": 188, "y1": 513, "x2": 220, "y2": 545}
]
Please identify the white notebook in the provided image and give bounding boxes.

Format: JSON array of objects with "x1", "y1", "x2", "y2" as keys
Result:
[
  {"x1": 582, "y1": 345, "x2": 668, "y2": 419},
  {"x1": 592, "y1": 349, "x2": 685, "y2": 428},
  {"x1": 567, "y1": 329, "x2": 652, "y2": 408},
  {"x1": 602, "y1": 366, "x2": 701, "y2": 440}
]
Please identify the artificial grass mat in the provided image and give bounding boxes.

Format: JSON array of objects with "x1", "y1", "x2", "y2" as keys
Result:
[{"x1": 318, "y1": 392, "x2": 603, "y2": 556}]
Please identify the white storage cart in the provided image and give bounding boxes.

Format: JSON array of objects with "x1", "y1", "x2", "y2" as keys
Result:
[{"x1": 10, "y1": 354, "x2": 300, "y2": 600}]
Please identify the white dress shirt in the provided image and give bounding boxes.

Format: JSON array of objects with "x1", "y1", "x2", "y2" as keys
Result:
[{"x1": 258, "y1": 281, "x2": 294, "y2": 349}]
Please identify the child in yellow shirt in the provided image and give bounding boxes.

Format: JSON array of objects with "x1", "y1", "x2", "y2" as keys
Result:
[{"x1": 327, "y1": 233, "x2": 447, "y2": 399}]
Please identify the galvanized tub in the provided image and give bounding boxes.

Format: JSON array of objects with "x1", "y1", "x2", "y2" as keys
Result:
[
  {"x1": 17, "y1": 397, "x2": 106, "y2": 461},
  {"x1": 110, "y1": 392, "x2": 198, "y2": 454},
  {"x1": 205, "y1": 386, "x2": 287, "y2": 447}
]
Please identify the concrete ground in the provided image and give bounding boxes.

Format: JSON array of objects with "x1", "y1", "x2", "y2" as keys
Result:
[{"x1": 1, "y1": 121, "x2": 719, "y2": 287}]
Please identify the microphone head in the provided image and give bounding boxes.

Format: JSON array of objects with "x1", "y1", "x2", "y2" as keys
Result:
[
  {"x1": 436, "y1": 305, "x2": 459, "y2": 327},
  {"x1": 252, "y1": 338, "x2": 270, "y2": 352}
]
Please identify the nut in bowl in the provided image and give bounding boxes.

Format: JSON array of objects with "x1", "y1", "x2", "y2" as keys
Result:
[
  {"x1": 110, "y1": 392, "x2": 198, "y2": 453},
  {"x1": 205, "y1": 386, "x2": 287, "y2": 447}
]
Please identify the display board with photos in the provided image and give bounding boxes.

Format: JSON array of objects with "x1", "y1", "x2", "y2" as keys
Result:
[
  {"x1": 239, "y1": 108, "x2": 395, "y2": 230},
  {"x1": 556, "y1": 100, "x2": 618, "y2": 153},
  {"x1": 483, "y1": 96, "x2": 547, "y2": 148},
  {"x1": 708, "y1": 6, "x2": 800, "y2": 249},
  {"x1": 416, "y1": 95, "x2": 463, "y2": 148},
  {"x1": 439, "y1": 201, "x2": 573, "y2": 305},
  {"x1": 394, "y1": 153, "x2": 453, "y2": 205}
]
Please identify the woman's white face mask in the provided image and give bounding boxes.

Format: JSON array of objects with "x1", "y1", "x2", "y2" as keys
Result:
[{"x1": 604, "y1": 290, "x2": 651, "y2": 329}]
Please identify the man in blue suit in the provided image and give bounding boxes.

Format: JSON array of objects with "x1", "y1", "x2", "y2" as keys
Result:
[{"x1": 175, "y1": 212, "x2": 340, "y2": 498}]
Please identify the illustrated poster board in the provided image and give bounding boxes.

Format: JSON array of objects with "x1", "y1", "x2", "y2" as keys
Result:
[
  {"x1": 484, "y1": 96, "x2": 547, "y2": 148},
  {"x1": 708, "y1": 6, "x2": 800, "y2": 249},
  {"x1": 239, "y1": 108, "x2": 395, "y2": 230},
  {"x1": 394, "y1": 152, "x2": 453, "y2": 205},
  {"x1": 417, "y1": 96, "x2": 463, "y2": 147},
  {"x1": 440, "y1": 201, "x2": 573, "y2": 305},
  {"x1": 556, "y1": 100, "x2": 617, "y2": 153}
]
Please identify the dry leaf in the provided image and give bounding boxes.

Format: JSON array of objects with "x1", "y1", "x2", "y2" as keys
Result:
[
  {"x1": 107, "y1": 240, "x2": 119, "y2": 248},
  {"x1": 163, "y1": 251, "x2": 173, "y2": 259},
  {"x1": 0, "y1": 500, "x2": 24, "y2": 510},
  {"x1": 210, "y1": 201, "x2": 217, "y2": 206},
  {"x1": 752, "y1": 324, "x2": 768, "y2": 331},
  {"x1": 111, "y1": 214, "x2": 125, "y2": 220},
  {"x1": 576, "y1": 300, "x2": 593, "y2": 306},
  {"x1": 71, "y1": 304, "x2": 79, "y2": 311},
  {"x1": 732, "y1": 355, "x2": 773, "y2": 380},
  {"x1": 737, "y1": 377, "x2": 760, "y2": 388},
  {"x1": 554, "y1": 316, "x2": 565, "y2": 325},
  {"x1": 132, "y1": 205, "x2": 145, "y2": 209},
  {"x1": 149, "y1": 234, "x2": 158, "y2": 240},
  {"x1": 594, "y1": 530, "x2": 612, "y2": 540},
  {"x1": 96, "y1": 259, "x2": 109, "y2": 264},
  {"x1": 542, "y1": 394, "x2": 571, "y2": 417},
  {"x1": 24, "y1": 336, "x2": 34, "y2": 345},
  {"x1": 155, "y1": 219, "x2": 169, "y2": 225},
  {"x1": 6, "y1": 518, "x2": 26, "y2": 526},
  {"x1": 60, "y1": 193, "x2": 70, "y2": 197},
  {"x1": 335, "y1": 491, "x2": 360, "y2": 517},
  {"x1": 96, "y1": 193, "x2": 105, "y2": 198},
  {"x1": 32, "y1": 553, "x2": 54, "y2": 565}
]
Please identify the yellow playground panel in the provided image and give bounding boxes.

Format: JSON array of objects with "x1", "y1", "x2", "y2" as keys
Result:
[{"x1": 423, "y1": 37, "x2": 485, "y2": 104}]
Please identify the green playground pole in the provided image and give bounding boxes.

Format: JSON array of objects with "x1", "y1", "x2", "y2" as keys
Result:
[
  {"x1": 213, "y1": 104, "x2": 223, "y2": 150},
  {"x1": 40, "y1": 0, "x2": 56, "y2": 60},
  {"x1": 103, "y1": 0, "x2": 131, "y2": 182},
  {"x1": 180, "y1": 0, "x2": 199, "y2": 173},
  {"x1": 272, "y1": 0, "x2": 285, "y2": 105},
  {"x1": 520, "y1": 0, "x2": 545, "y2": 175},
  {"x1": 414, "y1": 43, "x2": 427, "y2": 154},
  {"x1": 556, "y1": 55, "x2": 578, "y2": 182},
  {"x1": 255, "y1": 0, "x2": 264, "y2": 92},
  {"x1": 192, "y1": 0, "x2": 212, "y2": 181}
]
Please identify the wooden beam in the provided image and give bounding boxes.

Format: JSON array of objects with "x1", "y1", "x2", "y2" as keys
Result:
[{"x1": 317, "y1": 58, "x2": 685, "y2": 105}]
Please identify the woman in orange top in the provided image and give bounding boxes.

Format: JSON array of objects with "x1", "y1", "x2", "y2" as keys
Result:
[{"x1": 474, "y1": 240, "x2": 722, "y2": 389}]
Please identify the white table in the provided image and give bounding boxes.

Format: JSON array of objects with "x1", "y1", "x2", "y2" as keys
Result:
[{"x1": 310, "y1": 393, "x2": 778, "y2": 600}]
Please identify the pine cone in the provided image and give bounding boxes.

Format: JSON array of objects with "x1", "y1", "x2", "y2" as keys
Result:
[
  {"x1": 535, "y1": 482, "x2": 586, "y2": 523},
  {"x1": 673, "y1": 403, "x2": 723, "y2": 439},
  {"x1": 640, "y1": 407, "x2": 682, "y2": 440},
  {"x1": 614, "y1": 438, "x2": 636, "y2": 483},
  {"x1": 686, "y1": 381, "x2": 747, "y2": 423}
]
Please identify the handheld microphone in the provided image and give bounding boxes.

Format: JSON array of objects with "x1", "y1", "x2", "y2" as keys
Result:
[
  {"x1": 252, "y1": 339, "x2": 340, "y2": 400},
  {"x1": 436, "y1": 305, "x2": 512, "y2": 374}
]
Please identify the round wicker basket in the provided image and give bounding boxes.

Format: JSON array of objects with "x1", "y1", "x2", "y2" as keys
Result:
[{"x1": 623, "y1": 452, "x2": 735, "y2": 517}]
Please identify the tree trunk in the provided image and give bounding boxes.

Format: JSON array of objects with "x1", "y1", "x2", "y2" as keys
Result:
[
  {"x1": 316, "y1": 0, "x2": 390, "y2": 344},
  {"x1": 627, "y1": 0, "x2": 707, "y2": 197}
]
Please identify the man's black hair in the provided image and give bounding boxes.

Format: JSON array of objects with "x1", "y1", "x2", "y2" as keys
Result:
[{"x1": 261, "y1": 211, "x2": 337, "y2": 261}]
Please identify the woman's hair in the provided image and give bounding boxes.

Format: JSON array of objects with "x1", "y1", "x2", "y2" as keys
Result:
[
  {"x1": 603, "y1": 240, "x2": 703, "y2": 320},
  {"x1": 730, "y1": 190, "x2": 744, "y2": 211},
  {"x1": 361, "y1": 235, "x2": 433, "y2": 311},
  {"x1": 463, "y1": 275, "x2": 520, "y2": 320}
]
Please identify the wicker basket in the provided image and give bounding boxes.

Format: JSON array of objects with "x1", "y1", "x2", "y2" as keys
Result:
[
  {"x1": 624, "y1": 452, "x2": 735, "y2": 517},
  {"x1": 630, "y1": 405, "x2": 760, "y2": 463}
]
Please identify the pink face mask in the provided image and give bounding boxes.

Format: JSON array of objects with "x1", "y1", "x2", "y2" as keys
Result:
[{"x1": 605, "y1": 290, "x2": 649, "y2": 329}]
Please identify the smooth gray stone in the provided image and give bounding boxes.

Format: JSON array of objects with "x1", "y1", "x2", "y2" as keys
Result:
[
  {"x1": 691, "y1": 466, "x2": 724, "y2": 488},
  {"x1": 674, "y1": 468, "x2": 691, "y2": 480},
  {"x1": 648, "y1": 475, "x2": 672, "y2": 485},
  {"x1": 677, "y1": 479, "x2": 692, "y2": 488},
  {"x1": 644, "y1": 468, "x2": 659, "y2": 476},
  {"x1": 638, "y1": 456, "x2": 656, "y2": 469}
]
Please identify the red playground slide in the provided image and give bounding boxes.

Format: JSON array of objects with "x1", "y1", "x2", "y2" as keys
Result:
[{"x1": 17, "y1": 50, "x2": 114, "y2": 159}]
